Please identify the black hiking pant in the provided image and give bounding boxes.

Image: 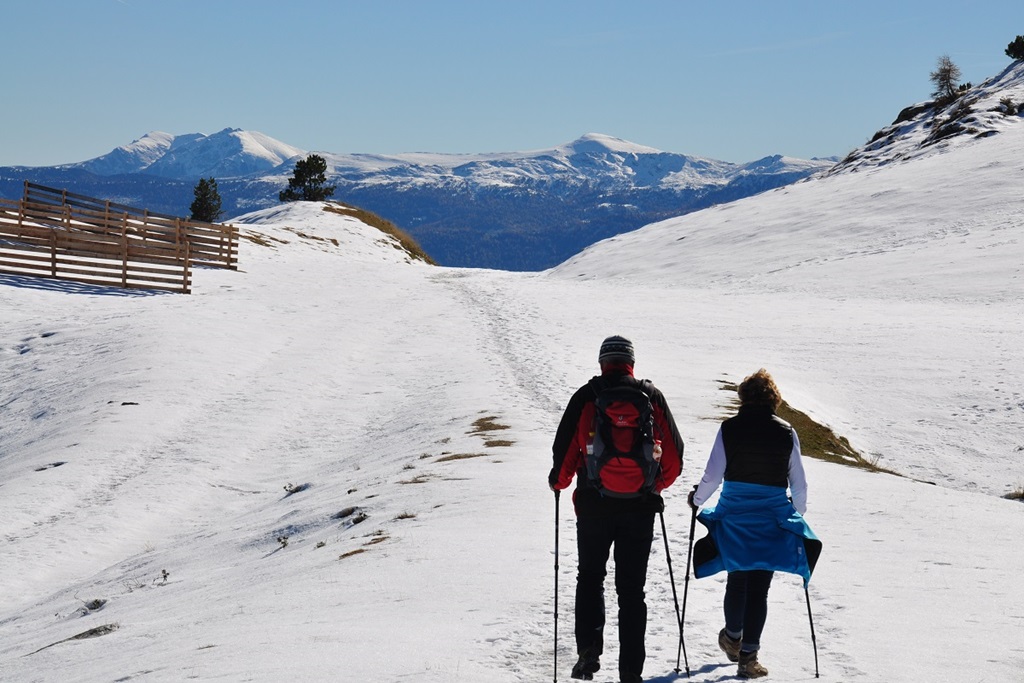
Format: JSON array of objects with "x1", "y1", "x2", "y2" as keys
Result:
[
  {"x1": 723, "y1": 569, "x2": 774, "y2": 652},
  {"x1": 574, "y1": 510, "x2": 655, "y2": 679}
]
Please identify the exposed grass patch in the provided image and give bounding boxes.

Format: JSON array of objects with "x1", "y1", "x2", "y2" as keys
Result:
[
  {"x1": 485, "y1": 439, "x2": 515, "y2": 448},
  {"x1": 716, "y1": 381, "x2": 899, "y2": 475},
  {"x1": 399, "y1": 473, "x2": 434, "y2": 485},
  {"x1": 26, "y1": 623, "x2": 120, "y2": 656},
  {"x1": 339, "y1": 548, "x2": 367, "y2": 560},
  {"x1": 322, "y1": 203, "x2": 434, "y2": 264},
  {"x1": 436, "y1": 452, "x2": 488, "y2": 463},
  {"x1": 394, "y1": 512, "x2": 417, "y2": 520},
  {"x1": 364, "y1": 536, "x2": 389, "y2": 545},
  {"x1": 283, "y1": 226, "x2": 339, "y2": 246},
  {"x1": 470, "y1": 415, "x2": 511, "y2": 434},
  {"x1": 1004, "y1": 487, "x2": 1024, "y2": 502},
  {"x1": 239, "y1": 231, "x2": 288, "y2": 248}
]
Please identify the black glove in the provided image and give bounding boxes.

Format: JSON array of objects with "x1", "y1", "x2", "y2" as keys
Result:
[{"x1": 687, "y1": 485, "x2": 698, "y2": 510}]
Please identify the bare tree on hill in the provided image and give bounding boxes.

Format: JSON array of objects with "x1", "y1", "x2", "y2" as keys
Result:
[{"x1": 929, "y1": 55, "x2": 963, "y2": 103}]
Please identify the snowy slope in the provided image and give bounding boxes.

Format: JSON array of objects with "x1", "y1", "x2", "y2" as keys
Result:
[
  {"x1": 828, "y1": 60, "x2": 1024, "y2": 174},
  {"x1": 1, "y1": 136, "x2": 1022, "y2": 683},
  {"x1": 550, "y1": 117, "x2": 1024, "y2": 497}
]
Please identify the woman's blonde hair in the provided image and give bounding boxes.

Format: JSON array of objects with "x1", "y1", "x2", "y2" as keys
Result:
[{"x1": 738, "y1": 368, "x2": 783, "y2": 410}]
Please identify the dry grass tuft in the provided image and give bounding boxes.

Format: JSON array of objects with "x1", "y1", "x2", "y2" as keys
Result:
[
  {"x1": 399, "y1": 473, "x2": 434, "y2": 485},
  {"x1": 436, "y1": 452, "x2": 488, "y2": 463},
  {"x1": 716, "y1": 380, "x2": 899, "y2": 475},
  {"x1": 322, "y1": 203, "x2": 434, "y2": 264},
  {"x1": 470, "y1": 415, "x2": 511, "y2": 434}
]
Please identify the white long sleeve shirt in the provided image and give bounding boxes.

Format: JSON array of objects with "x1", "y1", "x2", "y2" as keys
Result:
[{"x1": 692, "y1": 426, "x2": 808, "y2": 514}]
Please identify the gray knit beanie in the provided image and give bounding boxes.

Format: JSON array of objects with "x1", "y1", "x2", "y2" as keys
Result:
[{"x1": 598, "y1": 335, "x2": 635, "y2": 364}]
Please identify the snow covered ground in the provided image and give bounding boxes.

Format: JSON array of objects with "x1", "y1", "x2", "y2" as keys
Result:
[{"x1": 1, "y1": 119, "x2": 1022, "y2": 683}]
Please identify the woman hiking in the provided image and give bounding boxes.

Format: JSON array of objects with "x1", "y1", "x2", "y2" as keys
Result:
[{"x1": 688, "y1": 368, "x2": 820, "y2": 679}]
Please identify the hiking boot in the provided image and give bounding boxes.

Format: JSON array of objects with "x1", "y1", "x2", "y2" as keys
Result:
[
  {"x1": 571, "y1": 654, "x2": 600, "y2": 680},
  {"x1": 718, "y1": 628, "x2": 741, "y2": 662},
  {"x1": 619, "y1": 672, "x2": 643, "y2": 683},
  {"x1": 737, "y1": 650, "x2": 769, "y2": 679}
]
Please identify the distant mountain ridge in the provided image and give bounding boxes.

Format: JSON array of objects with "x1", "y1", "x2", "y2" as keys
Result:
[
  {"x1": 69, "y1": 128, "x2": 306, "y2": 179},
  {"x1": 0, "y1": 131, "x2": 834, "y2": 270}
]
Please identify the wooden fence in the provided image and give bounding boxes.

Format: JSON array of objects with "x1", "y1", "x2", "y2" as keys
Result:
[{"x1": 0, "y1": 182, "x2": 239, "y2": 294}]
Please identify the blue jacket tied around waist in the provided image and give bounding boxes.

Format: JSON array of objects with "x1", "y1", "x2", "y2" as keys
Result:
[{"x1": 693, "y1": 481, "x2": 821, "y2": 585}]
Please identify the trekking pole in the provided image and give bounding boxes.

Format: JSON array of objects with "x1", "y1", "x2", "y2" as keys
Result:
[
  {"x1": 553, "y1": 490, "x2": 560, "y2": 683},
  {"x1": 679, "y1": 501, "x2": 697, "y2": 675},
  {"x1": 681, "y1": 496, "x2": 699, "y2": 671},
  {"x1": 658, "y1": 509, "x2": 689, "y2": 677},
  {"x1": 804, "y1": 584, "x2": 820, "y2": 678}
]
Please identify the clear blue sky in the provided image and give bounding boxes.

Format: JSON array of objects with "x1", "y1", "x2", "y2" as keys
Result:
[{"x1": 3, "y1": 0, "x2": 1021, "y2": 166}]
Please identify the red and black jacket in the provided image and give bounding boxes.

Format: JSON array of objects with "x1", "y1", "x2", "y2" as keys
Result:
[{"x1": 549, "y1": 365, "x2": 684, "y2": 516}]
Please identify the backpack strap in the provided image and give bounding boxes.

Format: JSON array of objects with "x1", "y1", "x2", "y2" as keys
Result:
[
  {"x1": 638, "y1": 378, "x2": 654, "y2": 398},
  {"x1": 584, "y1": 377, "x2": 605, "y2": 490}
]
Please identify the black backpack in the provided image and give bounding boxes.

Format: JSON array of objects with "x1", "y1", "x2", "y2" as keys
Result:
[{"x1": 585, "y1": 378, "x2": 660, "y2": 498}]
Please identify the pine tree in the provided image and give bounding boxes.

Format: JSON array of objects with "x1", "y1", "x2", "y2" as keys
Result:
[
  {"x1": 279, "y1": 154, "x2": 336, "y2": 202},
  {"x1": 1007, "y1": 35, "x2": 1024, "y2": 61},
  {"x1": 190, "y1": 177, "x2": 224, "y2": 223}
]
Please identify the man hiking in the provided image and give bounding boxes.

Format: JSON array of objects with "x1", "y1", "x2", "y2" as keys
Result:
[{"x1": 549, "y1": 335, "x2": 685, "y2": 683}]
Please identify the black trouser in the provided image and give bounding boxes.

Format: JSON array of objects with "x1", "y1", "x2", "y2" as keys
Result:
[
  {"x1": 723, "y1": 570, "x2": 774, "y2": 652},
  {"x1": 575, "y1": 510, "x2": 655, "y2": 678}
]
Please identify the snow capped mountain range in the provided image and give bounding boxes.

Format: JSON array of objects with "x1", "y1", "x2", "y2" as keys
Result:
[
  {"x1": 0, "y1": 132, "x2": 833, "y2": 270},
  {"x1": 310, "y1": 132, "x2": 828, "y2": 194},
  {"x1": 59, "y1": 129, "x2": 823, "y2": 193},
  {"x1": 4, "y1": 59, "x2": 1023, "y2": 270},
  {"x1": 68, "y1": 128, "x2": 306, "y2": 179}
]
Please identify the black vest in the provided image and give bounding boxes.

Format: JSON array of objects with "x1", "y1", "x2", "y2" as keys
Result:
[{"x1": 721, "y1": 406, "x2": 793, "y2": 489}]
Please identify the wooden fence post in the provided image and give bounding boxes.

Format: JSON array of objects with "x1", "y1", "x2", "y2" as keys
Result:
[
  {"x1": 182, "y1": 235, "x2": 191, "y2": 294},
  {"x1": 121, "y1": 219, "x2": 128, "y2": 289},
  {"x1": 50, "y1": 229, "x2": 57, "y2": 278}
]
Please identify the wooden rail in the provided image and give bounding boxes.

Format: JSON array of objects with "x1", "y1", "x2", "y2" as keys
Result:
[
  {"x1": 0, "y1": 183, "x2": 241, "y2": 294},
  {"x1": 23, "y1": 182, "x2": 238, "y2": 270},
  {"x1": 0, "y1": 197, "x2": 192, "y2": 293}
]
